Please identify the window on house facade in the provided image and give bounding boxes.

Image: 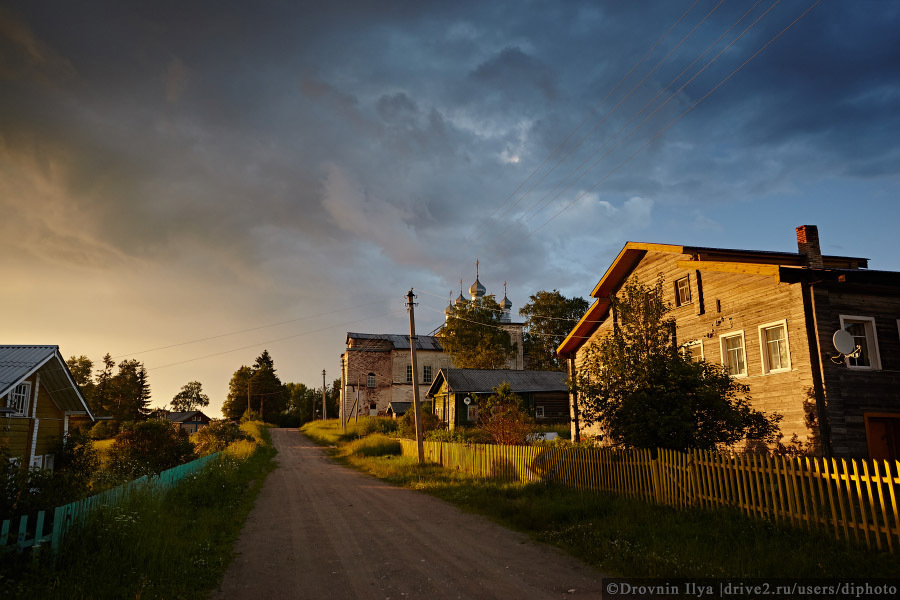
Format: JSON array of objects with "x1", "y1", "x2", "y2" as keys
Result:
[
  {"x1": 674, "y1": 276, "x2": 692, "y2": 307},
  {"x1": 535, "y1": 406, "x2": 545, "y2": 418},
  {"x1": 467, "y1": 405, "x2": 479, "y2": 421},
  {"x1": 759, "y1": 320, "x2": 791, "y2": 373},
  {"x1": 406, "y1": 365, "x2": 413, "y2": 383},
  {"x1": 367, "y1": 373, "x2": 376, "y2": 388},
  {"x1": 423, "y1": 365, "x2": 432, "y2": 383},
  {"x1": 839, "y1": 315, "x2": 881, "y2": 370},
  {"x1": 720, "y1": 331, "x2": 747, "y2": 377},
  {"x1": 8, "y1": 382, "x2": 30, "y2": 417},
  {"x1": 680, "y1": 340, "x2": 704, "y2": 362}
]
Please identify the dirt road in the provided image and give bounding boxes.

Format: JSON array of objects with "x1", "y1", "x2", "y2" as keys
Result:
[{"x1": 212, "y1": 429, "x2": 605, "y2": 599}]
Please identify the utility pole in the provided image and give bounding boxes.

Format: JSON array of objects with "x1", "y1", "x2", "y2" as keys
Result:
[
  {"x1": 407, "y1": 289, "x2": 425, "y2": 465},
  {"x1": 322, "y1": 369, "x2": 327, "y2": 421},
  {"x1": 340, "y1": 357, "x2": 346, "y2": 432},
  {"x1": 355, "y1": 375, "x2": 360, "y2": 423}
]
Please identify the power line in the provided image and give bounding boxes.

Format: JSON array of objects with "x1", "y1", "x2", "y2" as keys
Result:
[
  {"x1": 487, "y1": 0, "x2": 724, "y2": 239},
  {"x1": 148, "y1": 310, "x2": 394, "y2": 371},
  {"x1": 471, "y1": 0, "x2": 703, "y2": 242},
  {"x1": 112, "y1": 298, "x2": 391, "y2": 359},
  {"x1": 488, "y1": 0, "x2": 773, "y2": 249},
  {"x1": 524, "y1": 0, "x2": 823, "y2": 239}
]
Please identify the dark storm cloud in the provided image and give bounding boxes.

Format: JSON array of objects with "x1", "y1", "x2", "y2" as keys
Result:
[{"x1": 2, "y1": 0, "x2": 898, "y2": 292}]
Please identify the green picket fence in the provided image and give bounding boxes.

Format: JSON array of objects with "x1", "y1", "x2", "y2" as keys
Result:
[{"x1": 0, "y1": 452, "x2": 221, "y2": 558}]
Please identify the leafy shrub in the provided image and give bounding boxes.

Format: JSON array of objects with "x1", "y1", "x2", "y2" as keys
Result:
[
  {"x1": 426, "y1": 427, "x2": 492, "y2": 444},
  {"x1": 107, "y1": 420, "x2": 195, "y2": 478},
  {"x1": 353, "y1": 416, "x2": 399, "y2": 437},
  {"x1": 190, "y1": 421, "x2": 250, "y2": 456},
  {"x1": 345, "y1": 434, "x2": 401, "y2": 457},
  {"x1": 0, "y1": 433, "x2": 100, "y2": 515},
  {"x1": 397, "y1": 409, "x2": 442, "y2": 439},
  {"x1": 88, "y1": 420, "x2": 117, "y2": 440}
]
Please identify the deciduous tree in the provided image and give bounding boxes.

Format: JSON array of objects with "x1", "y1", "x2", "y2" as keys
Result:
[
  {"x1": 478, "y1": 382, "x2": 533, "y2": 445},
  {"x1": 519, "y1": 290, "x2": 589, "y2": 371},
  {"x1": 171, "y1": 381, "x2": 211, "y2": 412},
  {"x1": 573, "y1": 278, "x2": 781, "y2": 451},
  {"x1": 439, "y1": 296, "x2": 515, "y2": 369}
]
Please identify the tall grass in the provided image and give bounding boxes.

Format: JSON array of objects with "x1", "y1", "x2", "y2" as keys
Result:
[{"x1": 3, "y1": 422, "x2": 276, "y2": 599}]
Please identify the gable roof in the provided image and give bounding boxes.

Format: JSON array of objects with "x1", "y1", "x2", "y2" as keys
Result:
[
  {"x1": 346, "y1": 332, "x2": 443, "y2": 351},
  {"x1": 165, "y1": 410, "x2": 211, "y2": 423},
  {"x1": 557, "y1": 241, "x2": 870, "y2": 357},
  {"x1": 0, "y1": 345, "x2": 94, "y2": 419},
  {"x1": 425, "y1": 368, "x2": 567, "y2": 398}
]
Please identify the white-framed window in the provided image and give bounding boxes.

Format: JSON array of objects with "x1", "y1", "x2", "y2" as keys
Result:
[
  {"x1": 674, "y1": 276, "x2": 692, "y2": 307},
  {"x1": 535, "y1": 406, "x2": 545, "y2": 418},
  {"x1": 839, "y1": 315, "x2": 881, "y2": 370},
  {"x1": 758, "y1": 320, "x2": 791, "y2": 374},
  {"x1": 406, "y1": 365, "x2": 413, "y2": 383},
  {"x1": 7, "y1": 382, "x2": 31, "y2": 417},
  {"x1": 43, "y1": 454, "x2": 55, "y2": 472},
  {"x1": 367, "y1": 373, "x2": 376, "y2": 388},
  {"x1": 423, "y1": 365, "x2": 432, "y2": 383},
  {"x1": 720, "y1": 331, "x2": 747, "y2": 377},
  {"x1": 467, "y1": 405, "x2": 479, "y2": 421},
  {"x1": 680, "y1": 340, "x2": 704, "y2": 362}
]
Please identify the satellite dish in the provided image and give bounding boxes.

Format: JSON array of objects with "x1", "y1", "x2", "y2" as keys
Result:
[{"x1": 833, "y1": 329, "x2": 856, "y2": 355}]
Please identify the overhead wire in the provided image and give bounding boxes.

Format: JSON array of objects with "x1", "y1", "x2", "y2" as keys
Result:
[
  {"x1": 471, "y1": 0, "x2": 703, "y2": 242},
  {"x1": 523, "y1": 0, "x2": 824, "y2": 239},
  {"x1": 488, "y1": 0, "x2": 774, "y2": 250},
  {"x1": 488, "y1": 0, "x2": 725, "y2": 239}
]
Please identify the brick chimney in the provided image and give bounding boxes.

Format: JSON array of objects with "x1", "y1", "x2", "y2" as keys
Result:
[{"x1": 796, "y1": 225, "x2": 824, "y2": 269}]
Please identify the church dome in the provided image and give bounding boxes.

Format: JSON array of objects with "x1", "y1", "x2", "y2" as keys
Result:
[
  {"x1": 469, "y1": 277, "x2": 486, "y2": 299},
  {"x1": 444, "y1": 302, "x2": 456, "y2": 316},
  {"x1": 500, "y1": 295, "x2": 512, "y2": 310},
  {"x1": 455, "y1": 292, "x2": 467, "y2": 306}
]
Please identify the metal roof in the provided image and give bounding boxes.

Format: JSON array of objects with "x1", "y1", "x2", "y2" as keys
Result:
[
  {"x1": 387, "y1": 401, "x2": 412, "y2": 415},
  {"x1": 346, "y1": 332, "x2": 443, "y2": 351},
  {"x1": 426, "y1": 369, "x2": 567, "y2": 397},
  {"x1": 0, "y1": 345, "x2": 94, "y2": 419},
  {"x1": 165, "y1": 411, "x2": 211, "y2": 423}
]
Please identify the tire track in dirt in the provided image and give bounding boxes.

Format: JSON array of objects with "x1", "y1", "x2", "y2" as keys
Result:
[{"x1": 212, "y1": 429, "x2": 604, "y2": 599}]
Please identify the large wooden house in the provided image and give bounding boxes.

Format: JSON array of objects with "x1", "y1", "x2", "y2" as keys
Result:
[
  {"x1": 557, "y1": 226, "x2": 900, "y2": 459},
  {"x1": 0, "y1": 345, "x2": 94, "y2": 469}
]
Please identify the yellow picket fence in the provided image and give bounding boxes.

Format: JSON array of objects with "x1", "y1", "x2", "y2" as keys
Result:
[{"x1": 399, "y1": 440, "x2": 900, "y2": 553}]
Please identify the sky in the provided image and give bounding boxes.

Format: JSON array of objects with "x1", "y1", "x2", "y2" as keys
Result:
[{"x1": 2, "y1": 0, "x2": 899, "y2": 418}]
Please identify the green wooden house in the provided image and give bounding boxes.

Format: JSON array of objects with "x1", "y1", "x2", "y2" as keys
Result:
[{"x1": 425, "y1": 368, "x2": 568, "y2": 430}]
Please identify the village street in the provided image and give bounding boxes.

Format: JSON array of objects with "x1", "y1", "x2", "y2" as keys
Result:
[{"x1": 212, "y1": 429, "x2": 605, "y2": 600}]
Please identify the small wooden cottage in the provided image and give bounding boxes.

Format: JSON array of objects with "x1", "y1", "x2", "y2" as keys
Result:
[
  {"x1": 426, "y1": 368, "x2": 569, "y2": 430},
  {"x1": 0, "y1": 345, "x2": 94, "y2": 469},
  {"x1": 557, "y1": 225, "x2": 900, "y2": 459},
  {"x1": 150, "y1": 410, "x2": 211, "y2": 434}
]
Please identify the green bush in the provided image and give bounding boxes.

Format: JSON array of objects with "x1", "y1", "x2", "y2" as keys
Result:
[
  {"x1": 0, "y1": 433, "x2": 101, "y2": 516},
  {"x1": 191, "y1": 421, "x2": 251, "y2": 456},
  {"x1": 345, "y1": 434, "x2": 401, "y2": 457},
  {"x1": 107, "y1": 420, "x2": 195, "y2": 478},
  {"x1": 397, "y1": 409, "x2": 441, "y2": 439},
  {"x1": 354, "y1": 416, "x2": 399, "y2": 437},
  {"x1": 88, "y1": 420, "x2": 117, "y2": 440},
  {"x1": 426, "y1": 427, "x2": 492, "y2": 444}
]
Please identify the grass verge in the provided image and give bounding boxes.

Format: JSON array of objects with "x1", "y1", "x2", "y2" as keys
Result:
[
  {"x1": 2, "y1": 422, "x2": 277, "y2": 600},
  {"x1": 301, "y1": 418, "x2": 900, "y2": 579}
]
